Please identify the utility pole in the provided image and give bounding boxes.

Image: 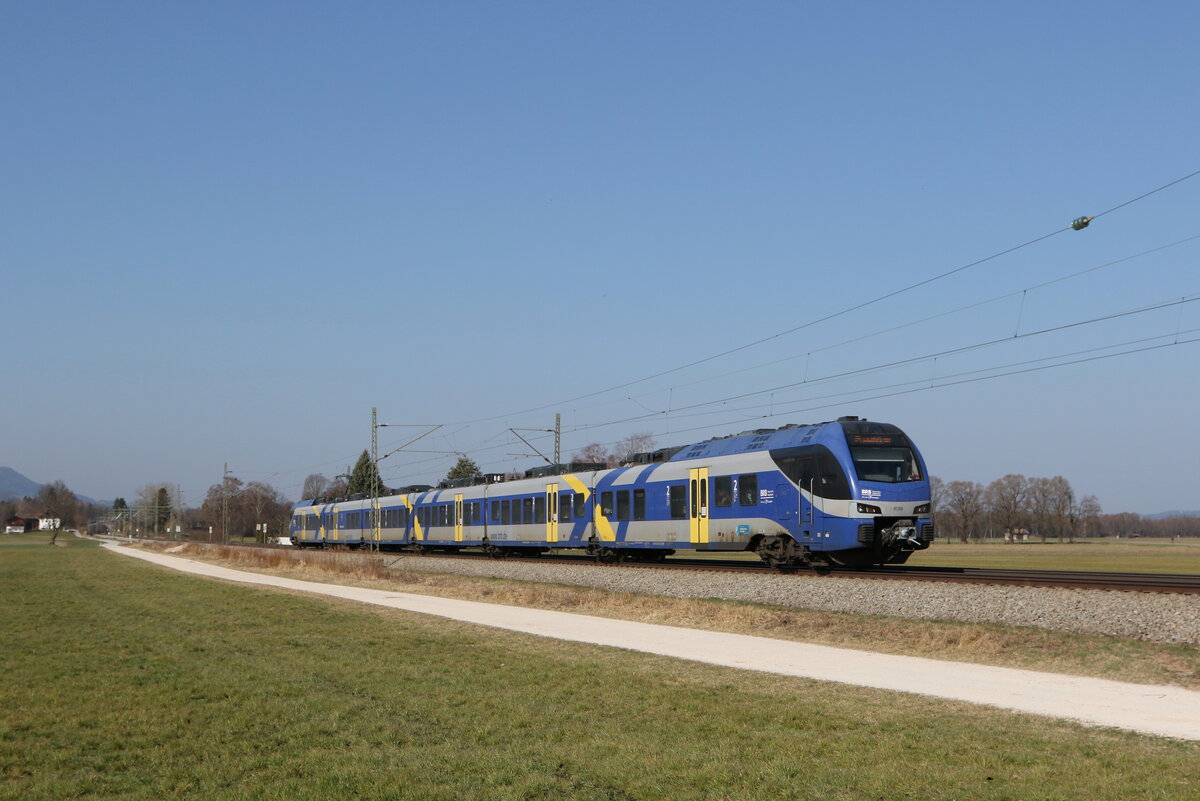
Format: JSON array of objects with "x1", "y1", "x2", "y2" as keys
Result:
[
  {"x1": 555, "y1": 412, "x2": 561, "y2": 465},
  {"x1": 221, "y1": 463, "x2": 231, "y2": 544},
  {"x1": 368, "y1": 413, "x2": 447, "y2": 549},
  {"x1": 370, "y1": 407, "x2": 380, "y2": 551},
  {"x1": 174, "y1": 485, "x2": 185, "y2": 540}
]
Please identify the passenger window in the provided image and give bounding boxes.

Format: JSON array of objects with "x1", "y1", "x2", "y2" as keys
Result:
[
  {"x1": 492, "y1": 501, "x2": 501, "y2": 522},
  {"x1": 669, "y1": 485, "x2": 687, "y2": 520},
  {"x1": 714, "y1": 476, "x2": 733, "y2": 507},
  {"x1": 535, "y1": 496, "x2": 546, "y2": 524},
  {"x1": 616, "y1": 490, "x2": 630, "y2": 521},
  {"x1": 501, "y1": 499, "x2": 510, "y2": 524},
  {"x1": 600, "y1": 491, "x2": 614, "y2": 517},
  {"x1": 634, "y1": 488, "x2": 646, "y2": 521},
  {"x1": 559, "y1": 492, "x2": 572, "y2": 522},
  {"x1": 574, "y1": 493, "x2": 586, "y2": 519},
  {"x1": 522, "y1": 497, "x2": 533, "y2": 523},
  {"x1": 739, "y1": 474, "x2": 758, "y2": 506}
]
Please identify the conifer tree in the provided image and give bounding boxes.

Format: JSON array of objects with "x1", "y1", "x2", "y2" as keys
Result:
[
  {"x1": 348, "y1": 450, "x2": 385, "y2": 495},
  {"x1": 446, "y1": 455, "x2": 482, "y2": 481}
]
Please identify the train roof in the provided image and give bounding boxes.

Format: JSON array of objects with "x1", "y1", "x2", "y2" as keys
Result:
[
  {"x1": 662, "y1": 417, "x2": 905, "y2": 462},
  {"x1": 290, "y1": 418, "x2": 909, "y2": 510}
]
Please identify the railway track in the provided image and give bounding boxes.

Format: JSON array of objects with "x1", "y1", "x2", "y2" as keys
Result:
[
  {"x1": 389, "y1": 548, "x2": 1200, "y2": 594},
  {"x1": 155, "y1": 539, "x2": 1200, "y2": 594}
]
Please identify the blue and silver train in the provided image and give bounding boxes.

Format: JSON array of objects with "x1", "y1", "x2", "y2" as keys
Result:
[{"x1": 290, "y1": 417, "x2": 934, "y2": 568}]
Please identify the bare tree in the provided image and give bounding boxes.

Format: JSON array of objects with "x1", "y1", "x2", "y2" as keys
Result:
[
  {"x1": 986, "y1": 474, "x2": 1027, "y2": 541},
  {"x1": 1026, "y1": 477, "x2": 1056, "y2": 542},
  {"x1": 929, "y1": 476, "x2": 947, "y2": 541},
  {"x1": 1048, "y1": 476, "x2": 1075, "y2": 542},
  {"x1": 573, "y1": 443, "x2": 610, "y2": 465},
  {"x1": 614, "y1": 432, "x2": 656, "y2": 464},
  {"x1": 36, "y1": 480, "x2": 79, "y2": 544},
  {"x1": 200, "y1": 478, "x2": 291, "y2": 542},
  {"x1": 1101, "y1": 512, "x2": 1141, "y2": 538},
  {"x1": 1077, "y1": 495, "x2": 1102, "y2": 538},
  {"x1": 245, "y1": 481, "x2": 292, "y2": 542},
  {"x1": 302, "y1": 474, "x2": 331, "y2": 500},
  {"x1": 944, "y1": 481, "x2": 985, "y2": 543}
]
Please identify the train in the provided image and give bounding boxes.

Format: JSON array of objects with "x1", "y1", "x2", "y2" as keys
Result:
[{"x1": 289, "y1": 417, "x2": 934, "y2": 568}]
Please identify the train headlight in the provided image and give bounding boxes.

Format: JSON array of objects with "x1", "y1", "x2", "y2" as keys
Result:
[
  {"x1": 914, "y1": 503, "x2": 930, "y2": 514},
  {"x1": 857, "y1": 503, "x2": 881, "y2": 514}
]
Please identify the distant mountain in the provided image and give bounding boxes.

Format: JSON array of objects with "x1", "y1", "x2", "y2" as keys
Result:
[
  {"x1": 0, "y1": 467, "x2": 43, "y2": 501},
  {"x1": 0, "y1": 467, "x2": 101, "y2": 506},
  {"x1": 1145, "y1": 510, "x2": 1200, "y2": 520}
]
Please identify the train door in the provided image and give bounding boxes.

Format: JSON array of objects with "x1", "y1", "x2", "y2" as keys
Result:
[
  {"x1": 545, "y1": 484, "x2": 559, "y2": 544},
  {"x1": 454, "y1": 494, "x2": 464, "y2": 542},
  {"x1": 799, "y1": 457, "x2": 819, "y2": 536},
  {"x1": 689, "y1": 467, "x2": 710, "y2": 545}
]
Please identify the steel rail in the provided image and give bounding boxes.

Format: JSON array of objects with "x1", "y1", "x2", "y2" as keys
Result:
[
  {"x1": 398, "y1": 549, "x2": 1200, "y2": 594},
  {"x1": 192, "y1": 540, "x2": 1200, "y2": 594}
]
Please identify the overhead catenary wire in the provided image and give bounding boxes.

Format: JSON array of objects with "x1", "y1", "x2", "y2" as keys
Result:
[
  {"x1": 557, "y1": 292, "x2": 1200, "y2": 434},
  {"x1": 614, "y1": 232, "x2": 1200, "y2": 402},
  {"x1": 379, "y1": 286, "x2": 1200, "y2": 486},
  {"x1": 580, "y1": 329, "x2": 1200, "y2": 449},
  {"x1": 375, "y1": 325, "x2": 1200, "y2": 489},
  {"x1": 439, "y1": 169, "x2": 1200, "y2": 428},
  {"x1": 273, "y1": 169, "x2": 1200, "y2": 493}
]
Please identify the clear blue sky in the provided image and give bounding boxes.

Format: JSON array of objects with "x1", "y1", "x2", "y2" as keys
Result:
[{"x1": 4, "y1": 1, "x2": 1198, "y2": 515}]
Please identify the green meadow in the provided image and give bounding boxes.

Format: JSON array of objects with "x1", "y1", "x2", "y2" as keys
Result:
[
  {"x1": 2, "y1": 534, "x2": 1197, "y2": 800},
  {"x1": 907, "y1": 537, "x2": 1200, "y2": 573}
]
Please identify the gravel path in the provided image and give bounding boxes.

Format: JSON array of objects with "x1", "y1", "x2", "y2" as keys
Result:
[{"x1": 387, "y1": 556, "x2": 1200, "y2": 644}]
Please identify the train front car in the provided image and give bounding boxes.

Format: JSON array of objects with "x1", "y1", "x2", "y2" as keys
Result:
[
  {"x1": 835, "y1": 418, "x2": 933, "y2": 564},
  {"x1": 754, "y1": 417, "x2": 934, "y2": 568}
]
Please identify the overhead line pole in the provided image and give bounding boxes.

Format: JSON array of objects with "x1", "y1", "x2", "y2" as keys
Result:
[
  {"x1": 371, "y1": 407, "x2": 379, "y2": 551},
  {"x1": 222, "y1": 463, "x2": 231, "y2": 544},
  {"x1": 369, "y1": 413, "x2": 447, "y2": 547},
  {"x1": 510, "y1": 413, "x2": 562, "y2": 466}
]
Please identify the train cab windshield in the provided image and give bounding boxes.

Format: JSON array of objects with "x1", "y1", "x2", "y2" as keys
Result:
[
  {"x1": 849, "y1": 446, "x2": 921, "y2": 483},
  {"x1": 839, "y1": 419, "x2": 923, "y2": 484}
]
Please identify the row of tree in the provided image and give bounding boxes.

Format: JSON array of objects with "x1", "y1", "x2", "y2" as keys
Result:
[
  {"x1": 931, "y1": 474, "x2": 1101, "y2": 542},
  {"x1": 7, "y1": 438, "x2": 1197, "y2": 545},
  {"x1": 1, "y1": 480, "x2": 108, "y2": 533}
]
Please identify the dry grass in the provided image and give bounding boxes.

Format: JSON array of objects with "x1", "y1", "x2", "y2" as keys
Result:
[{"x1": 138, "y1": 542, "x2": 1200, "y2": 691}]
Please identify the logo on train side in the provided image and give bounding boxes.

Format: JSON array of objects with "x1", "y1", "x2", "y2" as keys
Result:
[{"x1": 860, "y1": 489, "x2": 882, "y2": 500}]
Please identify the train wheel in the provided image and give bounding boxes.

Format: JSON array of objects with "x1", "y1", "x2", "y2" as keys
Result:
[{"x1": 596, "y1": 547, "x2": 623, "y2": 563}]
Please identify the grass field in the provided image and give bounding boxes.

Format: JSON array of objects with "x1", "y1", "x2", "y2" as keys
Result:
[
  {"x1": 907, "y1": 538, "x2": 1200, "y2": 573},
  {"x1": 175, "y1": 541, "x2": 1200, "y2": 690},
  {"x1": 3, "y1": 534, "x2": 1199, "y2": 800}
]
